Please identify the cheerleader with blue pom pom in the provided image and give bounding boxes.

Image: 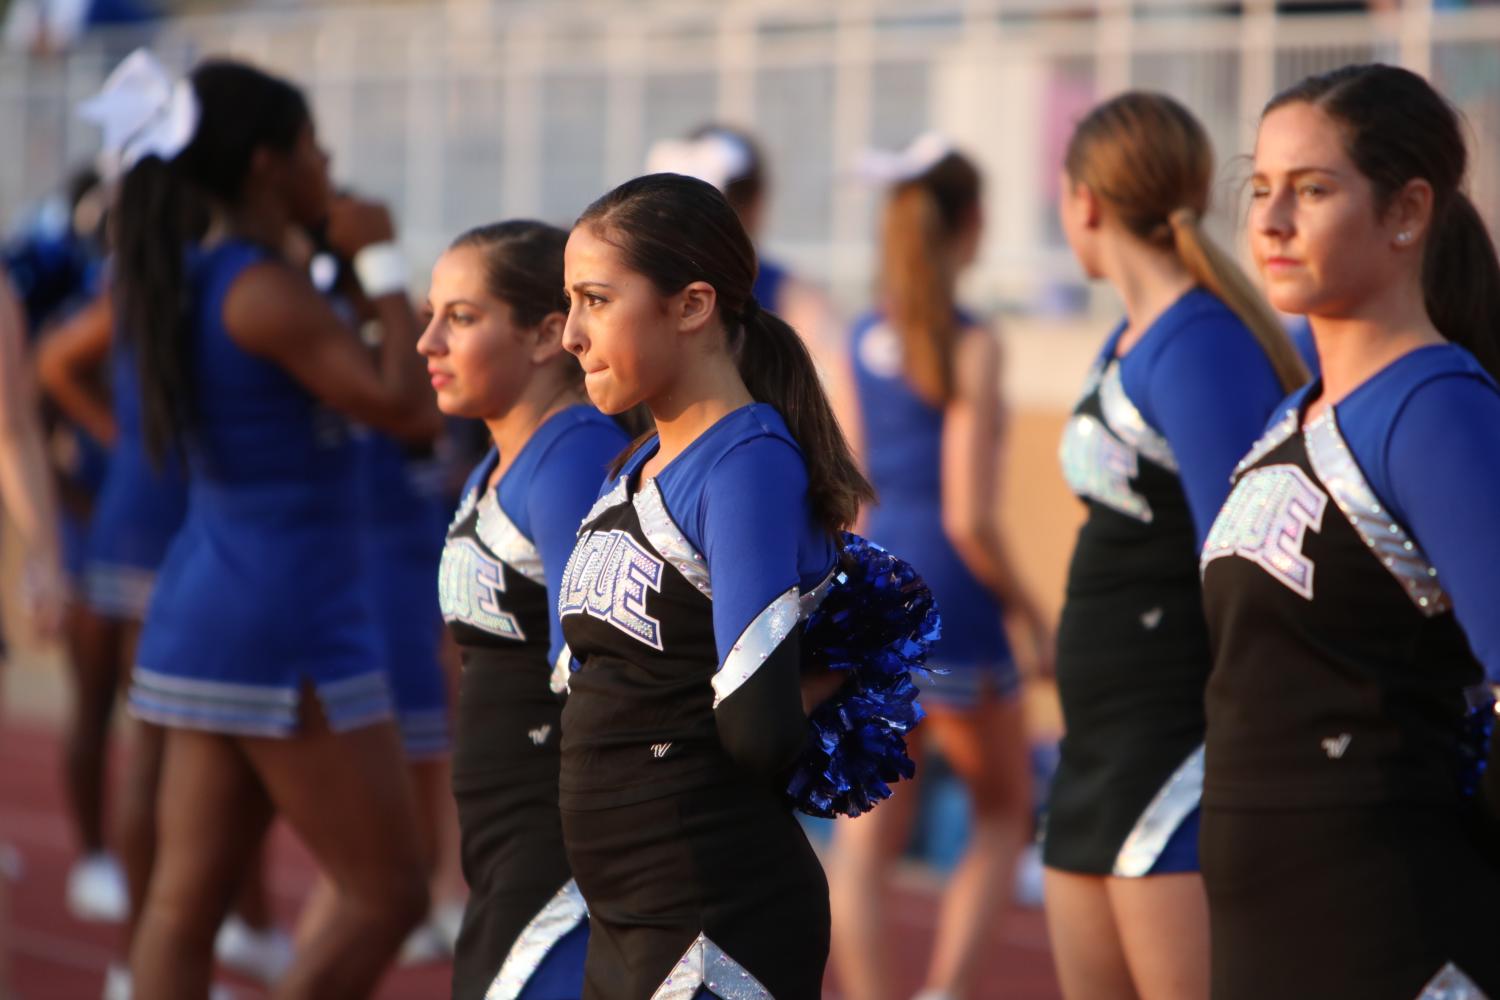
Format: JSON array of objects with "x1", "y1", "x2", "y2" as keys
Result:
[{"x1": 557, "y1": 171, "x2": 935, "y2": 999}]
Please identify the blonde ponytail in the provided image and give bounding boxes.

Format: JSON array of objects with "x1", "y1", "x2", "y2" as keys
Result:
[{"x1": 1168, "y1": 209, "x2": 1308, "y2": 393}]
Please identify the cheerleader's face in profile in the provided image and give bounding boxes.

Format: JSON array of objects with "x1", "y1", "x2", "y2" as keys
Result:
[
  {"x1": 1058, "y1": 173, "x2": 1105, "y2": 279},
  {"x1": 419, "y1": 245, "x2": 558, "y2": 419},
  {"x1": 562, "y1": 224, "x2": 720, "y2": 415},
  {"x1": 271, "y1": 120, "x2": 334, "y2": 230},
  {"x1": 1249, "y1": 101, "x2": 1431, "y2": 317}
]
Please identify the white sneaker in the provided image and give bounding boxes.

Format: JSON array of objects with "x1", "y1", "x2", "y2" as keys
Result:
[
  {"x1": 0, "y1": 841, "x2": 23, "y2": 881},
  {"x1": 431, "y1": 898, "x2": 466, "y2": 952},
  {"x1": 1013, "y1": 842, "x2": 1046, "y2": 908},
  {"x1": 66, "y1": 853, "x2": 128, "y2": 923},
  {"x1": 101, "y1": 964, "x2": 131, "y2": 1000},
  {"x1": 397, "y1": 916, "x2": 452, "y2": 966},
  {"x1": 213, "y1": 914, "x2": 294, "y2": 984},
  {"x1": 103, "y1": 965, "x2": 237, "y2": 1000}
]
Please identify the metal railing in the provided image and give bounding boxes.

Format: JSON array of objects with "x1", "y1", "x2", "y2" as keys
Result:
[{"x1": 3, "y1": 0, "x2": 1497, "y2": 314}]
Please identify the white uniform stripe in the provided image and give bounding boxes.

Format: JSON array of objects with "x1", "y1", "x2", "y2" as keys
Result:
[
  {"x1": 1112, "y1": 744, "x2": 1203, "y2": 877},
  {"x1": 711, "y1": 587, "x2": 800, "y2": 709}
]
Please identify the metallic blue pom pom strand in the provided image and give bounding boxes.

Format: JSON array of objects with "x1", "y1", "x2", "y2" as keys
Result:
[{"x1": 786, "y1": 532, "x2": 941, "y2": 818}]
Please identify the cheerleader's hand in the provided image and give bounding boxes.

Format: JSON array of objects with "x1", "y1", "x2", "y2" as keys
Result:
[
  {"x1": 325, "y1": 195, "x2": 396, "y2": 259},
  {"x1": 23, "y1": 557, "x2": 67, "y2": 642},
  {"x1": 800, "y1": 664, "x2": 850, "y2": 715},
  {"x1": 1009, "y1": 601, "x2": 1056, "y2": 681}
]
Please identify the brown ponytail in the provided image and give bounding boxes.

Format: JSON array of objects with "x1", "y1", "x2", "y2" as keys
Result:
[
  {"x1": 879, "y1": 152, "x2": 981, "y2": 406},
  {"x1": 1066, "y1": 91, "x2": 1306, "y2": 392},
  {"x1": 734, "y1": 304, "x2": 872, "y2": 534},
  {"x1": 1168, "y1": 209, "x2": 1309, "y2": 391},
  {"x1": 1422, "y1": 193, "x2": 1500, "y2": 378},
  {"x1": 580, "y1": 173, "x2": 873, "y2": 535}
]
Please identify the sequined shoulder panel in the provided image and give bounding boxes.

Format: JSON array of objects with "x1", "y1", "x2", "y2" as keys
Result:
[
  {"x1": 800, "y1": 566, "x2": 838, "y2": 618},
  {"x1": 484, "y1": 880, "x2": 588, "y2": 1000},
  {"x1": 1074, "y1": 357, "x2": 1105, "y2": 406},
  {"x1": 633, "y1": 479, "x2": 713, "y2": 600},
  {"x1": 475, "y1": 491, "x2": 545, "y2": 587},
  {"x1": 548, "y1": 644, "x2": 574, "y2": 695},
  {"x1": 1303, "y1": 411, "x2": 1450, "y2": 616},
  {"x1": 650, "y1": 933, "x2": 772, "y2": 1000},
  {"x1": 1232, "y1": 407, "x2": 1300, "y2": 481},
  {"x1": 712, "y1": 586, "x2": 801, "y2": 708},
  {"x1": 581, "y1": 478, "x2": 629, "y2": 528},
  {"x1": 448, "y1": 486, "x2": 480, "y2": 533},
  {"x1": 1098, "y1": 362, "x2": 1178, "y2": 472}
]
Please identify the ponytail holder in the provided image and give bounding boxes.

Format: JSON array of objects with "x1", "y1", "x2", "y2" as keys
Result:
[
  {"x1": 78, "y1": 48, "x2": 201, "y2": 178},
  {"x1": 644, "y1": 133, "x2": 753, "y2": 194},
  {"x1": 740, "y1": 296, "x2": 762, "y2": 326},
  {"x1": 1168, "y1": 208, "x2": 1198, "y2": 230},
  {"x1": 854, "y1": 132, "x2": 953, "y2": 186}
]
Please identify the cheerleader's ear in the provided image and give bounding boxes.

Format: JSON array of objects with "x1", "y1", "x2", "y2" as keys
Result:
[
  {"x1": 674, "y1": 280, "x2": 718, "y2": 337},
  {"x1": 530, "y1": 309, "x2": 569, "y2": 366}
]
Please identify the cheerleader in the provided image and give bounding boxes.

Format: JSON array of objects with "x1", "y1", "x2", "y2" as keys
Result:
[
  {"x1": 418, "y1": 220, "x2": 628, "y2": 999},
  {"x1": 643, "y1": 126, "x2": 851, "y2": 412},
  {"x1": 9, "y1": 175, "x2": 124, "y2": 922},
  {"x1": 828, "y1": 139, "x2": 1050, "y2": 1000},
  {"x1": 1200, "y1": 64, "x2": 1500, "y2": 999},
  {"x1": 1045, "y1": 93, "x2": 1306, "y2": 1000},
  {"x1": 556, "y1": 173, "x2": 878, "y2": 999},
  {"x1": 284, "y1": 211, "x2": 457, "y2": 968},
  {"x1": 93, "y1": 50, "x2": 437, "y2": 996},
  {"x1": 32, "y1": 290, "x2": 137, "y2": 924},
  {"x1": 35, "y1": 293, "x2": 289, "y2": 996},
  {"x1": 0, "y1": 263, "x2": 65, "y2": 1000},
  {"x1": 0, "y1": 267, "x2": 65, "y2": 637}
]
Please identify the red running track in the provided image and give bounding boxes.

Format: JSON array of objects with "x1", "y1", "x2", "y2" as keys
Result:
[{"x1": 0, "y1": 719, "x2": 1061, "y2": 999}]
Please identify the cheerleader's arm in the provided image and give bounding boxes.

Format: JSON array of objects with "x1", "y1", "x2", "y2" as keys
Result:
[
  {"x1": 1385, "y1": 373, "x2": 1500, "y2": 682},
  {"x1": 528, "y1": 418, "x2": 632, "y2": 670},
  {"x1": 1143, "y1": 311, "x2": 1288, "y2": 548},
  {"x1": 702, "y1": 436, "x2": 817, "y2": 782}
]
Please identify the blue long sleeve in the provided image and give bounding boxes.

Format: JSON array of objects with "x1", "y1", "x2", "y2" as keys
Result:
[
  {"x1": 700, "y1": 435, "x2": 828, "y2": 780},
  {"x1": 1382, "y1": 374, "x2": 1500, "y2": 682},
  {"x1": 1134, "y1": 313, "x2": 1286, "y2": 548},
  {"x1": 526, "y1": 421, "x2": 628, "y2": 667}
]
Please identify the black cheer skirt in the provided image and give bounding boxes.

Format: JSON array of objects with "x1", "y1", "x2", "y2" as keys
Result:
[{"x1": 561, "y1": 780, "x2": 828, "y2": 1000}]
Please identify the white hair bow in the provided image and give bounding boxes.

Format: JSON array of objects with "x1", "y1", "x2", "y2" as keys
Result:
[
  {"x1": 644, "y1": 132, "x2": 752, "y2": 194},
  {"x1": 77, "y1": 48, "x2": 200, "y2": 177},
  {"x1": 855, "y1": 132, "x2": 953, "y2": 186}
]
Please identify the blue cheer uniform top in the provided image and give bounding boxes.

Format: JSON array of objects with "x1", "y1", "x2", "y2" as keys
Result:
[
  {"x1": 556, "y1": 402, "x2": 835, "y2": 1000},
  {"x1": 1198, "y1": 343, "x2": 1500, "y2": 1000},
  {"x1": 1046, "y1": 287, "x2": 1286, "y2": 877},
  {"x1": 440, "y1": 404, "x2": 626, "y2": 1000},
  {"x1": 129, "y1": 239, "x2": 392, "y2": 737},
  {"x1": 83, "y1": 338, "x2": 188, "y2": 619},
  {"x1": 849, "y1": 310, "x2": 1014, "y2": 691}
]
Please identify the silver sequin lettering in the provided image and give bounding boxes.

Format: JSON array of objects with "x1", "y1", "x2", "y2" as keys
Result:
[
  {"x1": 438, "y1": 537, "x2": 526, "y2": 639},
  {"x1": 559, "y1": 529, "x2": 665, "y2": 650},
  {"x1": 1202, "y1": 463, "x2": 1327, "y2": 600}
]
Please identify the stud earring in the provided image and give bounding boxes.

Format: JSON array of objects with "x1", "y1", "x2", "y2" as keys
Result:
[{"x1": 1396, "y1": 231, "x2": 1412, "y2": 245}]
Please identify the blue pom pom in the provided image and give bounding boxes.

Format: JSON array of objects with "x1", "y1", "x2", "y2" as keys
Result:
[
  {"x1": 1458, "y1": 686, "x2": 1496, "y2": 799},
  {"x1": 786, "y1": 532, "x2": 940, "y2": 818}
]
